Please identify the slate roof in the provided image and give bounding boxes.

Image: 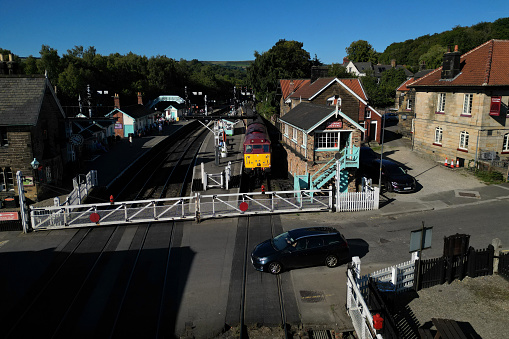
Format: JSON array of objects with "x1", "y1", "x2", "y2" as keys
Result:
[
  {"x1": 279, "y1": 79, "x2": 311, "y2": 100},
  {"x1": 0, "y1": 75, "x2": 62, "y2": 126},
  {"x1": 409, "y1": 39, "x2": 509, "y2": 87},
  {"x1": 353, "y1": 62, "x2": 372, "y2": 73},
  {"x1": 279, "y1": 102, "x2": 334, "y2": 131}
]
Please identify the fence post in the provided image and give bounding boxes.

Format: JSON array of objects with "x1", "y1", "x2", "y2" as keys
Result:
[
  {"x1": 493, "y1": 238, "x2": 502, "y2": 274},
  {"x1": 487, "y1": 244, "x2": 494, "y2": 275},
  {"x1": 467, "y1": 247, "x2": 476, "y2": 277},
  {"x1": 391, "y1": 266, "x2": 398, "y2": 287}
]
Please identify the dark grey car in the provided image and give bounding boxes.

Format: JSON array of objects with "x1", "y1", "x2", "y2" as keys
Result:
[{"x1": 250, "y1": 227, "x2": 351, "y2": 274}]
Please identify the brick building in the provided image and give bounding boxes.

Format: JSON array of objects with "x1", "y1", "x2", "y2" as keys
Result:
[
  {"x1": 0, "y1": 75, "x2": 68, "y2": 202},
  {"x1": 409, "y1": 40, "x2": 509, "y2": 168}
]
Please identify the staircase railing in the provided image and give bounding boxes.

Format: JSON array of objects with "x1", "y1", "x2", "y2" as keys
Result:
[{"x1": 310, "y1": 146, "x2": 359, "y2": 190}]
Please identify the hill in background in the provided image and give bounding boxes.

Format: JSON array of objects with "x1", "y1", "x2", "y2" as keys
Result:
[{"x1": 201, "y1": 60, "x2": 252, "y2": 69}]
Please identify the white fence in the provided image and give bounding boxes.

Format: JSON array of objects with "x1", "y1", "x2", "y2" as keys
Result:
[
  {"x1": 346, "y1": 257, "x2": 417, "y2": 339},
  {"x1": 336, "y1": 187, "x2": 379, "y2": 212},
  {"x1": 62, "y1": 171, "x2": 98, "y2": 206},
  {"x1": 29, "y1": 188, "x2": 333, "y2": 231},
  {"x1": 346, "y1": 261, "x2": 381, "y2": 339}
]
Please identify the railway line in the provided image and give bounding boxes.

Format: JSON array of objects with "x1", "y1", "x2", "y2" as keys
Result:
[
  {"x1": 2, "y1": 122, "x2": 208, "y2": 338},
  {"x1": 225, "y1": 215, "x2": 300, "y2": 338}
]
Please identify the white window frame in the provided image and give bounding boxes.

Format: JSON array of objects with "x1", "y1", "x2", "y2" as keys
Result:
[
  {"x1": 327, "y1": 96, "x2": 341, "y2": 107},
  {"x1": 459, "y1": 131, "x2": 469, "y2": 150},
  {"x1": 406, "y1": 98, "x2": 412, "y2": 110},
  {"x1": 314, "y1": 131, "x2": 339, "y2": 150},
  {"x1": 284, "y1": 124, "x2": 288, "y2": 137},
  {"x1": 434, "y1": 127, "x2": 443, "y2": 145},
  {"x1": 462, "y1": 94, "x2": 473, "y2": 115},
  {"x1": 292, "y1": 128, "x2": 298, "y2": 143},
  {"x1": 503, "y1": 133, "x2": 509, "y2": 152},
  {"x1": 301, "y1": 132, "x2": 307, "y2": 149},
  {"x1": 365, "y1": 108, "x2": 371, "y2": 119},
  {"x1": 437, "y1": 93, "x2": 446, "y2": 112}
]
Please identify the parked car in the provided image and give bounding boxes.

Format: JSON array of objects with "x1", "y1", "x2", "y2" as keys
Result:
[
  {"x1": 250, "y1": 227, "x2": 351, "y2": 274},
  {"x1": 382, "y1": 112, "x2": 399, "y2": 122},
  {"x1": 359, "y1": 146, "x2": 379, "y2": 166},
  {"x1": 361, "y1": 158, "x2": 417, "y2": 193}
]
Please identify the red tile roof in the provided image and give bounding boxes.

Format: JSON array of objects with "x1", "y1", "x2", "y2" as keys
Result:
[
  {"x1": 280, "y1": 79, "x2": 311, "y2": 99},
  {"x1": 289, "y1": 77, "x2": 367, "y2": 101},
  {"x1": 410, "y1": 39, "x2": 509, "y2": 87},
  {"x1": 396, "y1": 78, "x2": 414, "y2": 91}
]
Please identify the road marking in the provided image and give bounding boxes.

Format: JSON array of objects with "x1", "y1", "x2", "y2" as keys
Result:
[
  {"x1": 0, "y1": 240, "x2": 9, "y2": 248},
  {"x1": 495, "y1": 185, "x2": 509, "y2": 191}
]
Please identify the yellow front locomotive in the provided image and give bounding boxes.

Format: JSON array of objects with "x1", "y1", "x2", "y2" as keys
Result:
[{"x1": 243, "y1": 120, "x2": 271, "y2": 174}]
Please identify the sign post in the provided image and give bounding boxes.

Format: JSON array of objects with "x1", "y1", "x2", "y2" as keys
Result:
[{"x1": 410, "y1": 221, "x2": 433, "y2": 291}]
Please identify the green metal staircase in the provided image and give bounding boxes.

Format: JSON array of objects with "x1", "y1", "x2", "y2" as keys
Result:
[{"x1": 295, "y1": 146, "x2": 359, "y2": 194}]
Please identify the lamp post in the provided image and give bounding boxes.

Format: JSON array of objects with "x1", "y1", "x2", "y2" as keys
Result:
[
  {"x1": 378, "y1": 114, "x2": 386, "y2": 190},
  {"x1": 31, "y1": 158, "x2": 39, "y2": 184}
]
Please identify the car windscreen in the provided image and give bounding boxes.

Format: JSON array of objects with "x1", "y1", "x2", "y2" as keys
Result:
[
  {"x1": 385, "y1": 164, "x2": 406, "y2": 175},
  {"x1": 272, "y1": 232, "x2": 293, "y2": 251}
]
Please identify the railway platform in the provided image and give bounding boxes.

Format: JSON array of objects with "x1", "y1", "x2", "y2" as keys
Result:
[{"x1": 191, "y1": 119, "x2": 245, "y2": 196}]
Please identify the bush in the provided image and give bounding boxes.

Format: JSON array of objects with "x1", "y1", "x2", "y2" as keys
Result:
[{"x1": 474, "y1": 169, "x2": 505, "y2": 183}]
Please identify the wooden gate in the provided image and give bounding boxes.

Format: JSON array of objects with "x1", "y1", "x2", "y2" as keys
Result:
[{"x1": 499, "y1": 251, "x2": 509, "y2": 280}]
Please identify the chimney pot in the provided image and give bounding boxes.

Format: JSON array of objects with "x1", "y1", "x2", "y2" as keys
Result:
[
  {"x1": 114, "y1": 93, "x2": 120, "y2": 109},
  {"x1": 8, "y1": 54, "x2": 13, "y2": 62},
  {"x1": 454, "y1": 45, "x2": 459, "y2": 52}
]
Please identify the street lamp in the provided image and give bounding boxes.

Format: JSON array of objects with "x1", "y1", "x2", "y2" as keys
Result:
[{"x1": 31, "y1": 158, "x2": 40, "y2": 170}]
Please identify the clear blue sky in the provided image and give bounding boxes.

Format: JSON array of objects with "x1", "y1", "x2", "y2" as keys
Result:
[{"x1": 1, "y1": 0, "x2": 507, "y2": 64}]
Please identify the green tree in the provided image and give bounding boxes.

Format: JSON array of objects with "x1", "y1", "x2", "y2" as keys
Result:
[
  {"x1": 247, "y1": 39, "x2": 312, "y2": 119},
  {"x1": 418, "y1": 44, "x2": 446, "y2": 69},
  {"x1": 38, "y1": 45, "x2": 61, "y2": 84},
  {"x1": 345, "y1": 40, "x2": 379, "y2": 63},
  {"x1": 328, "y1": 63, "x2": 356, "y2": 78}
]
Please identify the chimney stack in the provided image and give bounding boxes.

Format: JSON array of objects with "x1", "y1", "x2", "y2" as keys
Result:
[
  {"x1": 343, "y1": 57, "x2": 349, "y2": 65},
  {"x1": 114, "y1": 93, "x2": 120, "y2": 109},
  {"x1": 441, "y1": 45, "x2": 461, "y2": 80},
  {"x1": 137, "y1": 92, "x2": 143, "y2": 105},
  {"x1": 289, "y1": 80, "x2": 294, "y2": 94},
  {"x1": 391, "y1": 59, "x2": 396, "y2": 68}
]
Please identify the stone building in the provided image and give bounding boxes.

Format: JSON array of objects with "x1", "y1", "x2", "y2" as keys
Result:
[
  {"x1": 409, "y1": 40, "x2": 509, "y2": 168},
  {"x1": 0, "y1": 75, "x2": 68, "y2": 202},
  {"x1": 395, "y1": 69, "x2": 433, "y2": 138}
]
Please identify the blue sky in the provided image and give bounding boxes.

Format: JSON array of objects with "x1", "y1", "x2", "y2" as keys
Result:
[{"x1": 1, "y1": 0, "x2": 507, "y2": 64}]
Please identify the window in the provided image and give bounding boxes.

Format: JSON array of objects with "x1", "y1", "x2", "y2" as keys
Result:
[
  {"x1": 406, "y1": 98, "x2": 412, "y2": 110},
  {"x1": 462, "y1": 94, "x2": 473, "y2": 115},
  {"x1": 327, "y1": 96, "x2": 341, "y2": 107},
  {"x1": 503, "y1": 133, "x2": 509, "y2": 153},
  {"x1": 302, "y1": 132, "x2": 307, "y2": 148},
  {"x1": 0, "y1": 128, "x2": 8, "y2": 146},
  {"x1": 459, "y1": 131, "x2": 469, "y2": 150},
  {"x1": 284, "y1": 124, "x2": 288, "y2": 136},
  {"x1": 315, "y1": 132, "x2": 339, "y2": 149},
  {"x1": 4, "y1": 167, "x2": 13, "y2": 191},
  {"x1": 365, "y1": 108, "x2": 371, "y2": 119},
  {"x1": 437, "y1": 93, "x2": 446, "y2": 113},
  {"x1": 292, "y1": 128, "x2": 298, "y2": 142},
  {"x1": 307, "y1": 236, "x2": 324, "y2": 249},
  {"x1": 434, "y1": 127, "x2": 443, "y2": 145}
]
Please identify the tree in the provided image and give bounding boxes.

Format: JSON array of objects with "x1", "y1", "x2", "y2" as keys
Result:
[
  {"x1": 38, "y1": 45, "x2": 61, "y2": 84},
  {"x1": 418, "y1": 45, "x2": 447, "y2": 69},
  {"x1": 328, "y1": 63, "x2": 356, "y2": 78},
  {"x1": 247, "y1": 39, "x2": 312, "y2": 118},
  {"x1": 345, "y1": 40, "x2": 379, "y2": 63}
]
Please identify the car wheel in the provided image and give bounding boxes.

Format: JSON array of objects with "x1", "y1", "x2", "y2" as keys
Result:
[
  {"x1": 268, "y1": 262, "x2": 282, "y2": 274},
  {"x1": 325, "y1": 255, "x2": 338, "y2": 268}
]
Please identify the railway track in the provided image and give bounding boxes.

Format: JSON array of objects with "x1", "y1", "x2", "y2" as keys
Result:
[
  {"x1": 225, "y1": 214, "x2": 300, "y2": 338},
  {"x1": 2, "y1": 124, "x2": 208, "y2": 338}
]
